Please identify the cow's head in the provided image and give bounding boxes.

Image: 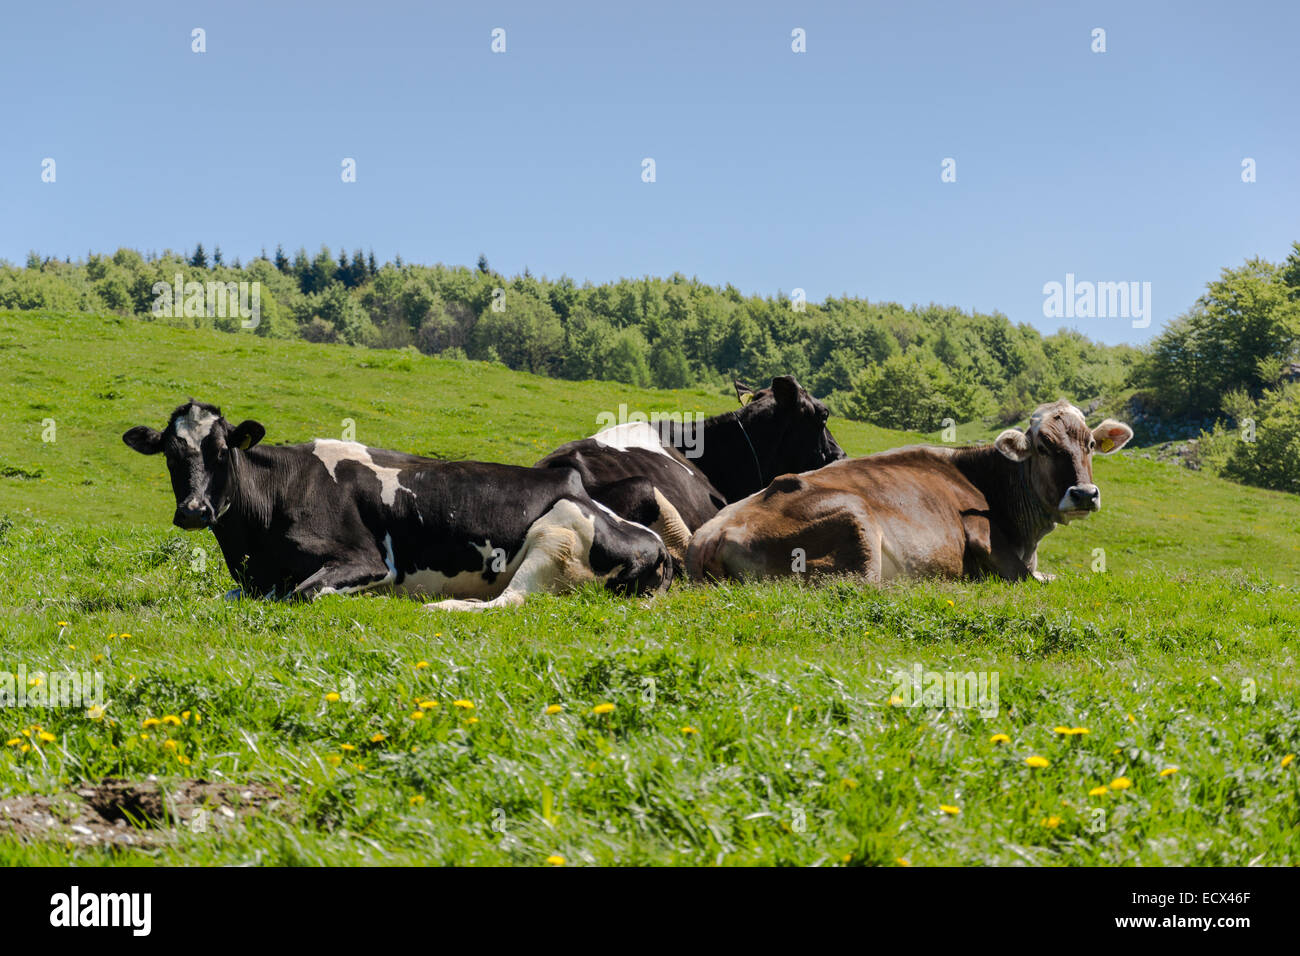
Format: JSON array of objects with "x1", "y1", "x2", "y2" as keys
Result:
[
  {"x1": 994, "y1": 399, "x2": 1132, "y2": 523},
  {"x1": 734, "y1": 375, "x2": 846, "y2": 481},
  {"x1": 122, "y1": 400, "x2": 265, "y2": 529}
]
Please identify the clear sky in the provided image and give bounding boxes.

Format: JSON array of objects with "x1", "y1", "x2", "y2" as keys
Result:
[{"x1": 2, "y1": 0, "x2": 1297, "y2": 343}]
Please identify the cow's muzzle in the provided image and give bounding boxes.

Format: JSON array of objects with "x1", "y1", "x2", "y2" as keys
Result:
[
  {"x1": 1063, "y1": 484, "x2": 1100, "y2": 514},
  {"x1": 173, "y1": 502, "x2": 214, "y2": 529}
]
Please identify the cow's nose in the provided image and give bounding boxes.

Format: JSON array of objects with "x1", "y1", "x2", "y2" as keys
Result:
[
  {"x1": 1068, "y1": 485, "x2": 1100, "y2": 509},
  {"x1": 173, "y1": 501, "x2": 213, "y2": 529}
]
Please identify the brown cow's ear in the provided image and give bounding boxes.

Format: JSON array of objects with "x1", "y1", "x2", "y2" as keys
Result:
[
  {"x1": 994, "y1": 428, "x2": 1031, "y2": 462},
  {"x1": 123, "y1": 426, "x2": 164, "y2": 455},
  {"x1": 1092, "y1": 420, "x2": 1133, "y2": 455},
  {"x1": 230, "y1": 420, "x2": 266, "y2": 450},
  {"x1": 734, "y1": 380, "x2": 755, "y2": 404}
]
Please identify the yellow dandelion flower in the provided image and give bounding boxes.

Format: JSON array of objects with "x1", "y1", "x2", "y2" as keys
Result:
[
  {"x1": 177, "y1": 754, "x2": 191, "y2": 766},
  {"x1": 340, "y1": 744, "x2": 356, "y2": 752},
  {"x1": 120, "y1": 633, "x2": 131, "y2": 639},
  {"x1": 889, "y1": 695, "x2": 905, "y2": 707},
  {"x1": 4, "y1": 739, "x2": 20, "y2": 747},
  {"x1": 37, "y1": 731, "x2": 56, "y2": 742},
  {"x1": 545, "y1": 855, "x2": 565, "y2": 866},
  {"x1": 592, "y1": 703, "x2": 615, "y2": 715},
  {"x1": 841, "y1": 778, "x2": 858, "y2": 789},
  {"x1": 1109, "y1": 776, "x2": 1132, "y2": 790},
  {"x1": 19, "y1": 744, "x2": 29, "y2": 753},
  {"x1": 181, "y1": 711, "x2": 191, "y2": 721},
  {"x1": 162, "y1": 739, "x2": 177, "y2": 750},
  {"x1": 162, "y1": 715, "x2": 181, "y2": 726},
  {"x1": 142, "y1": 718, "x2": 161, "y2": 728},
  {"x1": 1025, "y1": 755, "x2": 1050, "y2": 768},
  {"x1": 194, "y1": 712, "x2": 202, "y2": 723},
  {"x1": 989, "y1": 733, "x2": 1010, "y2": 744},
  {"x1": 410, "y1": 795, "x2": 425, "y2": 806},
  {"x1": 370, "y1": 733, "x2": 387, "y2": 743},
  {"x1": 326, "y1": 754, "x2": 342, "y2": 766},
  {"x1": 139, "y1": 734, "x2": 150, "y2": 741},
  {"x1": 409, "y1": 711, "x2": 425, "y2": 720},
  {"x1": 452, "y1": 699, "x2": 474, "y2": 710},
  {"x1": 67, "y1": 644, "x2": 76, "y2": 651},
  {"x1": 466, "y1": 716, "x2": 479, "y2": 724},
  {"x1": 1282, "y1": 754, "x2": 1295, "y2": 768},
  {"x1": 418, "y1": 700, "x2": 438, "y2": 710},
  {"x1": 415, "y1": 661, "x2": 429, "y2": 669},
  {"x1": 1040, "y1": 816, "x2": 1063, "y2": 828},
  {"x1": 1159, "y1": 766, "x2": 1178, "y2": 777},
  {"x1": 895, "y1": 857, "x2": 911, "y2": 866},
  {"x1": 682, "y1": 726, "x2": 698, "y2": 735},
  {"x1": 27, "y1": 678, "x2": 42, "y2": 687},
  {"x1": 57, "y1": 621, "x2": 70, "y2": 627},
  {"x1": 545, "y1": 704, "x2": 563, "y2": 715},
  {"x1": 1126, "y1": 713, "x2": 1136, "y2": 724},
  {"x1": 1089, "y1": 785, "x2": 1109, "y2": 796},
  {"x1": 939, "y1": 804, "x2": 961, "y2": 815},
  {"x1": 86, "y1": 705, "x2": 106, "y2": 720},
  {"x1": 325, "y1": 692, "x2": 341, "y2": 702},
  {"x1": 945, "y1": 600, "x2": 954, "y2": 607}
]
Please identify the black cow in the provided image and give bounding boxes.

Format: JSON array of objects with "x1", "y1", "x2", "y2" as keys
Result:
[
  {"x1": 122, "y1": 401, "x2": 670, "y2": 610},
  {"x1": 535, "y1": 376, "x2": 845, "y2": 571}
]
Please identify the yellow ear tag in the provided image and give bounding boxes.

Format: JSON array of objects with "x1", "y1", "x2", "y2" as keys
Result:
[
  {"x1": 739, "y1": 393, "x2": 753, "y2": 406},
  {"x1": 1098, "y1": 436, "x2": 1114, "y2": 453},
  {"x1": 239, "y1": 435, "x2": 253, "y2": 449}
]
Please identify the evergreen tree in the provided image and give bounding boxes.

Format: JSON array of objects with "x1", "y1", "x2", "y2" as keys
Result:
[
  {"x1": 274, "y1": 244, "x2": 290, "y2": 273},
  {"x1": 190, "y1": 244, "x2": 208, "y2": 268}
]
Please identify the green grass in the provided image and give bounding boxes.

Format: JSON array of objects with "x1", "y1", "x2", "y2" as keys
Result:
[{"x1": 1, "y1": 309, "x2": 1298, "y2": 865}]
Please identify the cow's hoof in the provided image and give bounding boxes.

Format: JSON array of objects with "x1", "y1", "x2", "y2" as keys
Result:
[{"x1": 1032, "y1": 571, "x2": 1056, "y2": 583}]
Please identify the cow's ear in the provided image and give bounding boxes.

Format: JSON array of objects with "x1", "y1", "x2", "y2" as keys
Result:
[
  {"x1": 123, "y1": 426, "x2": 164, "y2": 455},
  {"x1": 994, "y1": 428, "x2": 1031, "y2": 462},
  {"x1": 770, "y1": 375, "x2": 799, "y2": 405},
  {"x1": 229, "y1": 420, "x2": 265, "y2": 450},
  {"x1": 1092, "y1": 419, "x2": 1133, "y2": 455},
  {"x1": 734, "y1": 380, "x2": 755, "y2": 405}
]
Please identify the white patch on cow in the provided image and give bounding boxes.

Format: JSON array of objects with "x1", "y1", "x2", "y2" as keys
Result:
[
  {"x1": 173, "y1": 407, "x2": 218, "y2": 450},
  {"x1": 397, "y1": 539, "x2": 524, "y2": 600},
  {"x1": 424, "y1": 499, "x2": 604, "y2": 612},
  {"x1": 312, "y1": 439, "x2": 412, "y2": 506},
  {"x1": 1028, "y1": 401, "x2": 1086, "y2": 436},
  {"x1": 592, "y1": 421, "x2": 693, "y2": 475}
]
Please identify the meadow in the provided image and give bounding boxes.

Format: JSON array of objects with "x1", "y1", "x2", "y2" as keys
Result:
[{"x1": 1, "y1": 309, "x2": 1297, "y2": 865}]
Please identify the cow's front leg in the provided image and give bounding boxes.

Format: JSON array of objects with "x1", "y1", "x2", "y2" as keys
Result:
[
  {"x1": 291, "y1": 560, "x2": 394, "y2": 601},
  {"x1": 963, "y1": 515, "x2": 1035, "y2": 582}
]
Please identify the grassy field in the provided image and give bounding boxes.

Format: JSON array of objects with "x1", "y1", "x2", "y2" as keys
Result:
[{"x1": 1, "y1": 309, "x2": 1298, "y2": 865}]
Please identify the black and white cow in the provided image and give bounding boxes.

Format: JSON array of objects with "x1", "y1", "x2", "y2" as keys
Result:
[
  {"x1": 122, "y1": 401, "x2": 670, "y2": 610},
  {"x1": 535, "y1": 376, "x2": 845, "y2": 571}
]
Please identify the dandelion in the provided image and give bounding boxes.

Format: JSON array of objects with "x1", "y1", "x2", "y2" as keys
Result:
[
  {"x1": 162, "y1": 740, "x2": 177, "y2": 751},
  {"x1": 939, "y1": 805, "x2": 961, "y2": 815},
  {"x1": 67, "y1": 645, "x2": 76, "y2": 651},
  {"x1": 1025, "y1": 756, "x2": 1050, "y2": 768},
  {"x1": 409, "y1": 711, "x2": 425, "y2": 720},
  {"x1": 181, "y1": 711, "x2": 191, "y2": 721},
  {"x1": 4, "y1": 738, "x2": 20, "y2": 747},
  {"x1": 177, "y1": 754, "x2": 191, "y2": 766},
  {"x1": 57, "y1": 621, "x2": 69, "y2": 627},
  {"x1": 466, "y1": 717, "x2": 479, "y2": 725},
  {"x1": 370, "y1": 733, "x2": 387, "y2": 743},
  {"x1": 452, "y1": 700, "x2": 474, "y2": 710},
  {"x1": 545, "y1": 704, "x2": 563, "y2": 715},
  {"x1": 545, "y1": 855, "x2": 565, "y2": 866},
  {"x1": 86, "y1": 705, "x2": 107, "y2": 720},
  {"x1": 415, "y1": 661, "x2": 429, "y2": 670},
  {"x1": 37, "y1": 731, "x2": 56, "y2": 742},
  {"x1": 410, "y1": 795, "x2": 426, "y2": 807},
  {"x1": 340, "y1": 744, "x2": 356, "y2": 752},
  {"x1": 841, "y1": 778, "x2": 858, "y2": 789},
  {"x1": 142, "y1": 718, "x2": 161, "y2": 728},
  {"x1": 1109, "y1": 777, "x2": 1132, "y2": 790},
  {"x1": 1126, "y1": 713, "x2": 1136, "y2": 724},
  {"x1": 120, "y1": 633, "x2": 131, "y2": 639},
  {"x1": 1160, "y1": 767, "x2": 1178, "y2": 777},
  {"x1": 162, "y1": 715, "x2": 181, "y2": 726},
  {"x1": 27, "y1": 677, "x2": 41, "y2": 687},
  {"x1": 1040, "y1": 816, "x2": 1062, "y2": 828},
  {"x1": 682, "y1": 726, "x2": 698, "y2": 735},
  {"x1": 889, "y1": 695, "x2": 905, "y2": 707},
  {"x1": 140, "y1": 734, "x2": 150, "y2": 741},
  {"x1": 1089, "y1": 786, "x2": 1109, "y2": 797},
  {"x1": 989, "y1": 733, "x2": 1010, "y2": 745},
  {"x1": 325, "y1": 692, "x2": 341, "y2": 702},
  {"x1": 895, "y1": 857, "x2": 911, "y2": 867},
  {"x1": 1282, "y1": 754, "x2": 1295, "y2": 768},
  {"x1": 945, "y1": 600, "x2": 954, "y2": 607},
  {"x1": 326, "y1": 754, "x2": 342, "y2": 766},
  {"x1": 592, "y1": 703, "x2": 615, "y2": 715},
  {"x1": 418, "y1": 700, "x2": 438, "y2": 710}
]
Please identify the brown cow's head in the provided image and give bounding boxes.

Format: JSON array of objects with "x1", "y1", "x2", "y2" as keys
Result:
[
  {"x1": 123, "y1": 400, "x2": 265, "y2": 529},
  {"x1": 993, "y1": 399, "x2": 1132, "y2": 523},
  {"x1": 734, "y1": 375, "x2": 846, "y2": 480}
]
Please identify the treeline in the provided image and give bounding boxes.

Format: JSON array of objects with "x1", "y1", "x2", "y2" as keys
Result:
[{"x1": 0, "y1": 245, "x2": 1138, "y2": 430}]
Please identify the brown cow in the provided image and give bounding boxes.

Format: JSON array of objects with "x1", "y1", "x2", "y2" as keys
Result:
[{"x1": 687, "y1": 399, "x2": 1133, "y2": 584}]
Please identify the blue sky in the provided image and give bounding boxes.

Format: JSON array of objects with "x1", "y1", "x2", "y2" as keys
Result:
[{"x1": 2, "y1": 0, "x2": 1297, "y2": 344}]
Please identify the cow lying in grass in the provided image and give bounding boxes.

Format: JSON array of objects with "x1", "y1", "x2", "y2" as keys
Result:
[
  {"x1": 687, "y1": 399, "x2": 1133, "y2": 584},
  {"x1": 123, "y1": 401, "x2": 670, "y2": 610},
  {"x1": 536, "y1": 376, "x2": 845, "y2": 571}
]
